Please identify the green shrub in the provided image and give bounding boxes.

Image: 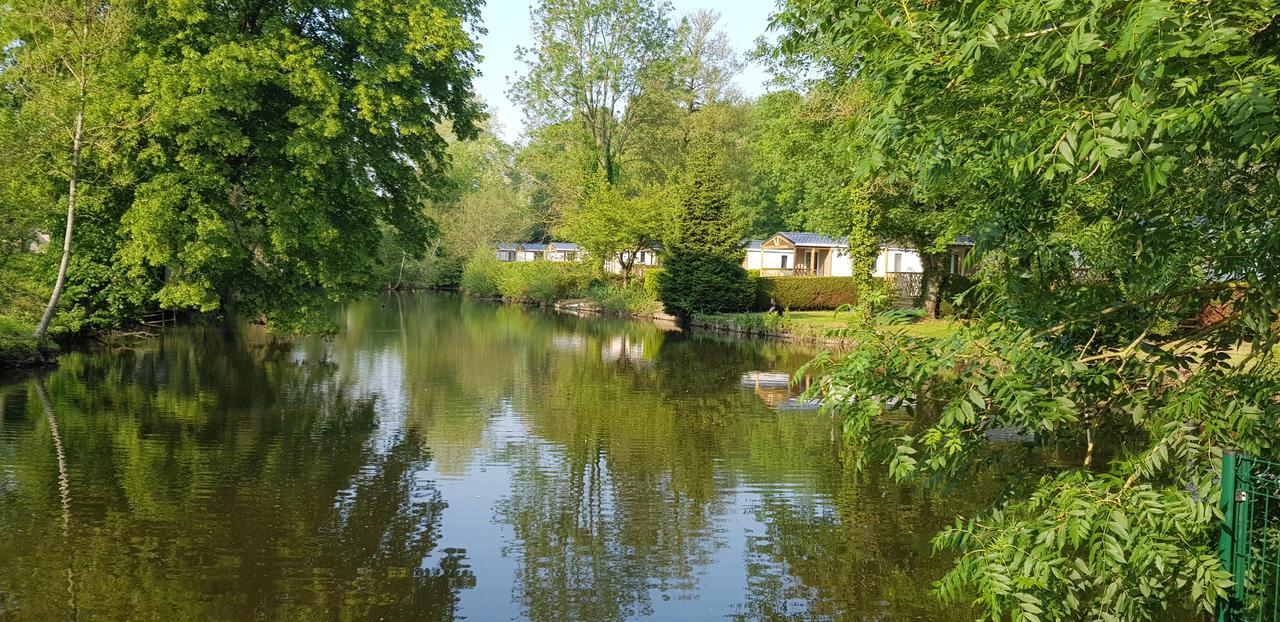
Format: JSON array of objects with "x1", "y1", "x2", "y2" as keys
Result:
[
  {"x1": 588, "y1": 282, "x2": 661, "y2": 315},
  {"x1": 658, "y1": 252, "x2": 756, "y2": 318},
  {"x1": 643, "y1": 267, "x2": 664, "y2": 300},
  {"x1": 460, "y1": 252, "x2": 502, "y2": 297},
  {"x1": 496, "y1": 261, "x2": 585, "y2": 304},
  {"x1": 0, "y1": 334, "x2": 56, "y2": 368},
  {"x1": 937, "y1": 275, "x2": 976, "y2": 317},
  {"x1": 0, "y1": 315, "x2": 32, "y2": 337},
  {"x1": 417, "y1": 256, "x2": 464, "y2": 289},
  {"x1": 755, "y1": 276, "x2": 862, "y2": 311},
  {"x1": 689, "y1": 311, "x2": 795, "y2": 336},
  {"x1": 658, "y1": 138, "x2": 754, "y2": 319},
  {"x1": 497, "y1": 262, "x2": 556, "y2": 303}
]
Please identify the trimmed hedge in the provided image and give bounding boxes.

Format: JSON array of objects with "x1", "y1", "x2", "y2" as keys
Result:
[
  {"x1": 643, "y1": 267, "x2": 664, "y2": 300},
  {"x1": 754, "y1": 276, "x2": 861, "y2": 311},
  {"x1": 938, "y1": 274, "x2": 976, "y2": 317}
]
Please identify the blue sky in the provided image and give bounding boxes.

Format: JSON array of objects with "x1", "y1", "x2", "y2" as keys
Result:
[{"x1": 471, "y1": 0, "x2": 780, "y2": 142}]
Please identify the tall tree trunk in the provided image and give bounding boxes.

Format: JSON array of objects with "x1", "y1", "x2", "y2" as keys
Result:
[
  {"x1": 393, "y1": 252, "x2": 406, "y2": 290},
  {"x1": 620, "y1": 254, "x2": 634, "y2": 287},
  {"x1": 918, "y1": 253, "x2": 950, "y2": 319},
  {"x1": 34, "y1": 101, "x2": 85, "y2": 339}
]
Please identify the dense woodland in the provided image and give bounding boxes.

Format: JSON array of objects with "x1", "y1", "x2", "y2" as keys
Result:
[
  {"x1": 3, "y1": 0, "x2": 1280, "y2": 620},
  {"x1": 0, "y1": 0, "x2": 947, "y2": 338}
]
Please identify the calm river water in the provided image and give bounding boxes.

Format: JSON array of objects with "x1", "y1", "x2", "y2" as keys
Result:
[{"x1": 0, "y1": 293, "x2": 992, "y2": 621}]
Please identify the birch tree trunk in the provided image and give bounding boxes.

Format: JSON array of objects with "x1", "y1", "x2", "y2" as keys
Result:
[{"x1": 34, "y1": 102, "x2": 85, "y2": 339}]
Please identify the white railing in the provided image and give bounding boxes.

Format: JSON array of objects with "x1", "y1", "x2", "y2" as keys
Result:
[{"x1": 758, "y1": 268, "x2": 821, "y2": 277}]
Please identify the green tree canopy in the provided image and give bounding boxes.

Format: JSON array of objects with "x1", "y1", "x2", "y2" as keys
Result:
[
  {"x1": 1, "y1": 0, "x2": 139, "y2": 337},
  {"x1": 773, "y1": 0, "x2": 1280, "y2": 619},
  {"x1": 120, "y1": 0, "x2": 484, "y2": 328},
  {"x1": 511, "y1": 0, "x2": 673, "y2": 184},
  {"x1": 2, "y1": 0, "x2": 485, "y2": 333},
  {"x1": 658, "y1": 141, "x2": 754, "y2": 317},
  {"x1": 558, "y1": 176, "x2": 667, "y2": 285}
]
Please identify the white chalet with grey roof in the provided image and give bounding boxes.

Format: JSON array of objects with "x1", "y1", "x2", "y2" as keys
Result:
[
  {"x1": 495, "y1": 242, "x2": 584, "y2": 263},
  {"x1": 743, "y1": 231, "x2": 974, "y2": 278}
]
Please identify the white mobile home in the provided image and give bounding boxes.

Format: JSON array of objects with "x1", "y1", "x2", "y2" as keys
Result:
[
  {"x1": 544, "y1": 242, "x2": 583, "y2": 262},
  {"x1": 496, "y1": 243, "x2": 519, "y2": 262},
  {"x1": 496, "y1": 242, "x2": 584, "y2": 263},
  {"x1": 743, "y1": 232, "x2": 855, "y2": 277},
  {"x1": 604, "y1": 246, "x2": 661, "y2": 275},
  {"x1": 742, "y1": 232, "x2": 974, "y2": 278}
]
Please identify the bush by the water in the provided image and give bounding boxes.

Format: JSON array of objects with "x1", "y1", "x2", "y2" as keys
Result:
[
  {"x1": 496, "y1": 261, "x2": 586, "y2": 304},
  {"x1": 0, "y1": 334, "x2": 57, "y2": 368},
  {"x1": 691, "y1": 311, "x2": 792, "y2": 336},
  {"x1": 754, "y1": 276, "x2": 863, "y2": 311},
  {"x1": 587, "y1": 282, "x2": 661, "y2": 314},
  {"x1": 460, "y1": 252, "x2": 502, "y2": 297},
  {"x1": 463, "y1": 252, "x2": 599, "y2": 305},
  {"x1": 658, "y1": 140, "x2": 754, "y2": 318},
  {"x1": 658, "y1": 253, "x2": 755, "y2": 318}
]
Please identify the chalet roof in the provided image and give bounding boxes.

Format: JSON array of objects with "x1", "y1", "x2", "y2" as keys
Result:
[
  {"x1": 518, "y1": 243, "x2": 548, "y2": 252},
  {"x1": 747, "y1": 232, "x2": 974, "y2": 250},
  {"x1": 547, "y1": 242, "x2": 580, "y2": 251},
  {"x1": 497, "y1": 243, "x2": 518, "y2": 251},
  {"x1": 775, "y1": 232, "x2": 848, "y2": 247}
]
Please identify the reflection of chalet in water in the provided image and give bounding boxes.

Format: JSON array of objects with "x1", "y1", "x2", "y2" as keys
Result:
[
  {"x1": 601, "y1": 334, "x2": 646, "y2": 363},
  {"x1": 550, "y1": 333, "x2": 586, "y2": 353},
  {"x1": 740, "y1": 371, "x2": 819, "y2": 410}
]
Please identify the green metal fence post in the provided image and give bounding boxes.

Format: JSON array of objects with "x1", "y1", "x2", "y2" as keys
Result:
[
  {"x1": 1234, "y1": 456, "x2": 1254, "y2": 618},
  {"x1": 1220, "y1": 452, "x2": 1241, "y2": 622}
]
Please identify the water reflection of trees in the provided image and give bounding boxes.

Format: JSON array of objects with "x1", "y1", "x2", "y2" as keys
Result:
[
  {"x1": 351, "y1": 294, "x2": 985, "y2": 621},
  {"x1": 731, "y1": 465, "x2": 991, "y2": 621},
  {"x1": 2, "y1": 293, "x2": 1006, "y2": 621},
  {"x1": 462, "y1": 297, "x2": 974, "y2": 621},
  {"x1": 0, "y1": 328, "x2": 471, "y2": 620}
]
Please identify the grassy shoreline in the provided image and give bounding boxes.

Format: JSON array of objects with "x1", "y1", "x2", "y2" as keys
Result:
[
  {"x1": 690, "y1": 310, "x2": 962, "y2": 346},
  {"x1": 0, "y1": 334, "x2": 58, "y2": 369},
  {"x1": 469, "y1": 290, "x2": 961, "y2": 347}
]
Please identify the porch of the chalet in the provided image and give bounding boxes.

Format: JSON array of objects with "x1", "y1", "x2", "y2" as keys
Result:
[{"x1": 757, "y1": 245, "x2": 835, "y2": 277}]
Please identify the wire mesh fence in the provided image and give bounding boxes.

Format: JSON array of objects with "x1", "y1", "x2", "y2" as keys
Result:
[{"x1": 1220, "y1": 453, "x2": 1280, "y2": 621}]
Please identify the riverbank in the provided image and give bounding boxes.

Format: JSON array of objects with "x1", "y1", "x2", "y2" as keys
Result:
[
  {"x1": 690, "y1": 310, "x2": 960, "y2": 346},
  {"x1": 475, "y1": 293, "x2": 959, "y2": 347},
  {"x1": 0, "y1": 263, "x2": 58, "y2": 368},
  {"x1": 0, "y1": 334, "x2": 58, "y2": 369}
]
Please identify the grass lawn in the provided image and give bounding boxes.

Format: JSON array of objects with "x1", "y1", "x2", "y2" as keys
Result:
[
  {"x1": 782, "y1": 310, "x2": 963, "y2": 340},
  {"x1": 693, "y1": 309, "x2": 964, "y2": 342}
]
